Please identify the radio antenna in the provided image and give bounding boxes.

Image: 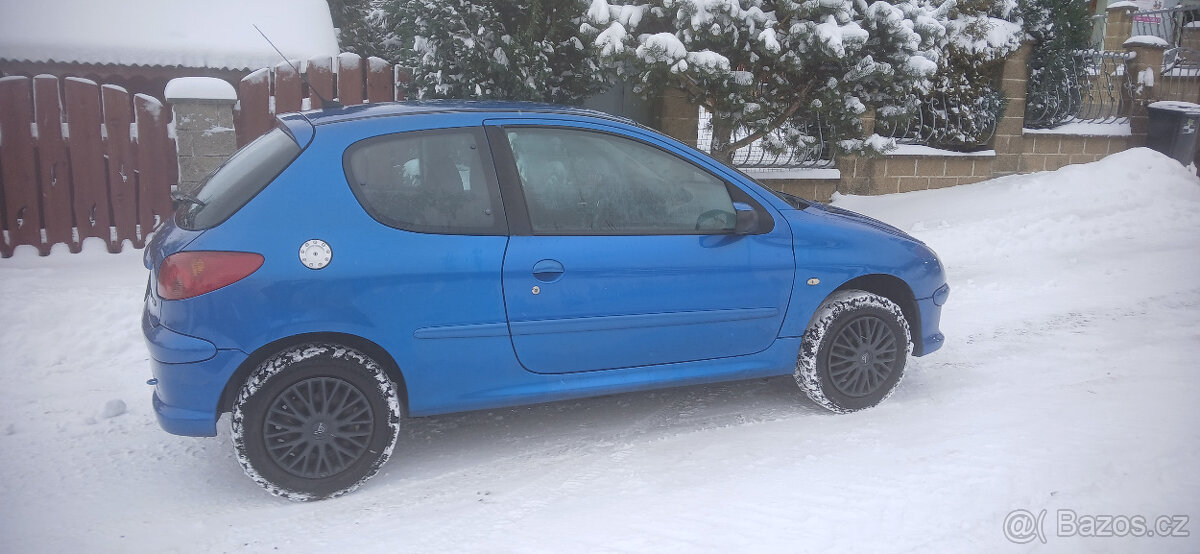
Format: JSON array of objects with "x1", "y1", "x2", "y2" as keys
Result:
[{"x1": 253, "y1": 24, "x2": 343, "y2": 110}]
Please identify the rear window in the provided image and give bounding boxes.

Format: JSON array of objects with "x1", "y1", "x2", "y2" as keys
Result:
[{"x1": 177, "y1": 128, "x2": 302, "y2": 230}]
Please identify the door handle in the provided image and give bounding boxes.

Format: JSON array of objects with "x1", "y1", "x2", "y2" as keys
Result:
[{"x1": 532, "y1": 259, "x2": 565, "y2": 282}]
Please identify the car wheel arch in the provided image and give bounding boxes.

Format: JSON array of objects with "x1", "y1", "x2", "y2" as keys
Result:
[
  {"x1": 217, "y1": 332, "x2": 409, "y2": 416},
  {"x1": 827, "y1": 274, "x2": 922, "y2": 355}
]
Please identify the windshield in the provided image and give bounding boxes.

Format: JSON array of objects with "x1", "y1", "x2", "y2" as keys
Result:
[{"x1": 177, "y1": 128, "x2": 302, "y2": 230}]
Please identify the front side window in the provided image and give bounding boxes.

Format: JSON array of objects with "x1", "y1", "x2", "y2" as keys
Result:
[
  {"x1": 505, "y1": 127, "x2": 735, "y2": 234},
  {"x1": 344, "y1": 128, "x2": 504, "y2": 234}
]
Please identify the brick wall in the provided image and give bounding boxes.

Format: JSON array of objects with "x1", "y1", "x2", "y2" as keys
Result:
[
  {"x1": 993, "y1": 43, "x2": 1031, "y2": 177},
  {"x1": 1021, "y1": 133, "x2": 1133, "y2": 172},
  {"x1": 657, "y1": 88, "x2": 699, "y2": 148},
  {"x1": 165, "y1": 78, "x2": 239, "y2": 194},
  {"x1": 871, "y1": 153, "x2": 996, "y2": 194},
  {"x1": 760, "y1": 178, "x2": 841, "y2": 202}
]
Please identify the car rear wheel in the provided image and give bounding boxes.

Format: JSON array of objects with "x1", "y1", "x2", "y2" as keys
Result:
[
  {"x1": 231, "y1": 344, "x2": 401, "y2": 500},
  {"x1": 795, "y1": 290, "x2": 911, "y2": 413}
]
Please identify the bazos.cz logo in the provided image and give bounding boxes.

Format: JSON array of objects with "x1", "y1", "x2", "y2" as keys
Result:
[{"x1": 1003, "y1": 509, "x2": 1190, "y2": 544}]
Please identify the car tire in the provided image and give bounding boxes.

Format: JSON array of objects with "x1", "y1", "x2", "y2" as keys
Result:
[
  {"x1": 795, "y1": 290, "x2": 912, "y2": 414},
  {"x1": 231, "y1": 343, "x2": 401, "y2": 500}
]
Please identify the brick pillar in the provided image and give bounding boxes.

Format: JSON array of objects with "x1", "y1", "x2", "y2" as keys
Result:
[
  {"x1": 1124, "y1": 39, "x2": 1167, "y2": 145},
  {"x1": 165, "y1": 77, "x2": 239, "y2": 194},
  {"x1": 1103, "y1": 5, "x2": 1135, "y2": 52},
  {"x1": 994, "y1": 41, "x2": 1032, "y2": 176},
  {"x1": 835, "y1": 107, "x2": 879, "y2": 195},
  {"x1": 655, "y1": 88, "x2": 699, "y2": 146}
]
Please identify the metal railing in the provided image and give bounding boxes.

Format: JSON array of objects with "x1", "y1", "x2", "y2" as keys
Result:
[
  {"x1": 696, "y1": 109, "x2": 835, "y2": 168},
  {"x1": 1131, "y1": 6, "x2": 1199, "y2": 45},
  {"x1": 1133, "y1": 5, "x2": 1200, "y2": 103},
  {"x1": 1025, "y1": 49, "x2": 1134, "y2": 128},
  {"x1": 875, "y1": 91, "x2": 1001, "y2": 150}
]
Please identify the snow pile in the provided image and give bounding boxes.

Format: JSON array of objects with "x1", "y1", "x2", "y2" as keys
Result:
[
  {"x1": 1149, "y1": 100, "x2": 1200, "y2": 113},
  {"x1": 1, "y1": 150, "x2": 1198, "y2": 551},
  {"x1": 1124, "y1": 35, "x2": 1171, "y2": 48},
  {"x1": 1024, "y1": 121, "x2": 1133, "y2": 136},
  {"x1": 0, "y1": 0, "x2": 338, "y2": 70},
  {"x1": 164, "y1": 78, "x2": 238, "y2": 102}
]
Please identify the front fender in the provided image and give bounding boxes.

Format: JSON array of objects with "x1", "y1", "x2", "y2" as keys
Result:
[{"x1": 777, "y1": 208, "x2": 947, "y2": 340}]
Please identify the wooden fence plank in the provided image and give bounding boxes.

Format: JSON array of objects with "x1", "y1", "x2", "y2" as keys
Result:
[
  {"x1": 33, "y1": 75, "x2": 76, "y2": 253},
  {"x1": 337, "y1": 53, "x2": 364, "y2": 105},
  {"x1": 274, "y1": 61, "x2": 303, "y2": 114},
  {"x1": 135, "y1": 93, "x2": 175, "y2": 244},
  {"x1": 236, "y1": 68, "x2": 272, "y2": 147},
  {"x1": 103, "y1": 85, "x2": 136, "y2": 251},
  {"x1": 307, "y1": 56, "x2": 334, "y2": 109},
  {"x1": 65, "y1": 77, "x2": 113, "y2": 250},
  {"x1": 0, "y1": 76, "x2": 43, "y2": 256},
  {"x1": 366, "y1": 57, "x2": 394, "y2": 102}
]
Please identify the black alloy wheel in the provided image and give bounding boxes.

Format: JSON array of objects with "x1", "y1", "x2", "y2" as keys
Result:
[
  {"x1": 263, "y1": 376, "x2": 376, "y2": 479},
  {"x1": 826, "y1": 315, "x2": 899, "y2": 398}
]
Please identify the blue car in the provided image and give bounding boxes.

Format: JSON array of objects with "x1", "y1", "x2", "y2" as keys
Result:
[{"x1": 143, "y1": 102, "x2": 949, "y2": 500}]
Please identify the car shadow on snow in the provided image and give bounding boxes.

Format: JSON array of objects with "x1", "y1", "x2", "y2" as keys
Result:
[
  {"x1": 375, "y1": 375, "x2": 838, "y2": 486},
  {"x1": 193, "y1": 362, "x2": 935, "y2": 502}
]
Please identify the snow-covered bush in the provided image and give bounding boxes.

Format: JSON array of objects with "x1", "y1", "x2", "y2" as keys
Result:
[
  {"x1": 584, "y1": 0, "x2": 952, "y2": 162},
  {"x1": 1020, "y1": 0, "x2": 1094, "y2": 128},
  {"x1": 379, "y1": 0, "x2": 611, "y2": 104},
  {"x1": 884, "y1": 0, "x2": 1022, "y2": 150},
  {"x1": 327, "y1": 0, "x2": 390, "y2": 60}
]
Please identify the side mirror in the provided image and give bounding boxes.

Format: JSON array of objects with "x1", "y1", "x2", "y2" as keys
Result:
[{"x1": 733, "y1": 202, "x2": 758, "y2": 235}]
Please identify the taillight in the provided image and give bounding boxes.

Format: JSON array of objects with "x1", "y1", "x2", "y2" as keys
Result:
[{"x1": 157, "y1": 251, "x2": 264, "y2": 300}]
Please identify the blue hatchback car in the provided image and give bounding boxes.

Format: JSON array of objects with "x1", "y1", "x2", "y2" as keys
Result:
[{"x1": 143, "y1": 102, "x2": 948, "y2": 500}]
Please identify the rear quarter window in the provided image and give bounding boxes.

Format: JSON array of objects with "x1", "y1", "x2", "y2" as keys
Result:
[{"x1": 177, "y1": 128, "x2": 302, "y2": 230}]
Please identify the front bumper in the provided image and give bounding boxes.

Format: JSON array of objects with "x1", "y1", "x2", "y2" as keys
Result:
[{"x1": 914, "y1": 284, "x2": 949, "y2": 356}]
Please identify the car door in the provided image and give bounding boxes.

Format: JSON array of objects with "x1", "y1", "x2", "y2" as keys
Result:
[{"x1": 486, "y1": 119, "x2": 795, "y2": 374}]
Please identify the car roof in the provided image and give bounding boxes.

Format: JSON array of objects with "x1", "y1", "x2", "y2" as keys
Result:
[{"x1": 285, "y1": 100, "x2": 638, "y2": 127}]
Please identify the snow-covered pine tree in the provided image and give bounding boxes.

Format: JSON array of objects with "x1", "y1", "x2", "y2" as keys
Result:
[
  {"x1": 1020, "y1": 0, "x2": 1093, "y2": 128},
  {"x1": 585, "y1": 0, "x2": 952, "y2": 163},
  {"x1": 327, "y1": 0, "x2": 390, "y2": 60},
  {"x1": 892, "y1": 0, "x2": 1022, "y2": 150},
  {"x1": 379, "y1": 0, "x2": 610, "y2": 104}
]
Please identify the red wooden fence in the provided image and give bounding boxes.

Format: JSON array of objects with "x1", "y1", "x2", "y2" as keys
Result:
[
  {"x1": 235, "y1": 53, "x2": 410, "y2": 146},
  {"x1": 0, "y1": 75, "x2": 176, "y2": 257}
]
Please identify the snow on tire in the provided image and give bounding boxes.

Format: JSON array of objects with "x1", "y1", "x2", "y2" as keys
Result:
[
  {"x1": 795, "y1": 290, "x2": 913, "y2": 414},
  {"x1": 231, "y1": 343, "x2": 402, "y2": 501}
]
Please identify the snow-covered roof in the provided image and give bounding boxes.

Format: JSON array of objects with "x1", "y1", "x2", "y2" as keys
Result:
[{"x1": 0, "y1": 0, "x2": 339, "y2": 71}]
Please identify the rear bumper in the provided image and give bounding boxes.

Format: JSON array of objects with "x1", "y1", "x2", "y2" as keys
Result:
[
  {"x1": 148, "y1": 349, "x2": 247, "y2": 436},
  {"x1": 144, "y1": 310, "x2": 246, "y2": 436}
]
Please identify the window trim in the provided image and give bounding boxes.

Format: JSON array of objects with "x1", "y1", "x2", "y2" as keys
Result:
[
  {"x1": 341, "y1": 126, "x2": 508, "y2": 236},
  {"x1": 491, "y1": 124, "x2": 774, "y2": 237}
]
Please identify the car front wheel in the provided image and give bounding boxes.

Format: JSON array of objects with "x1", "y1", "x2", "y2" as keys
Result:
[
  {"x1": 231, "y1": 344, "x2": 401, "y2": 500},
  {"x1": 795, "y1": 290, "x2": 912, "y2": 413}
]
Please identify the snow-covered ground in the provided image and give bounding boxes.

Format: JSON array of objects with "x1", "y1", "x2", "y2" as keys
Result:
[{"x1": 2, "y1": 148, "x2": 1198, "y2": 552}]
